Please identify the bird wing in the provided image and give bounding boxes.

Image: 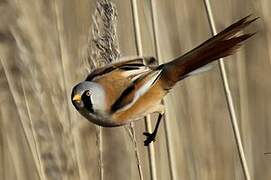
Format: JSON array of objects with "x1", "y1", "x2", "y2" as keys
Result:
[
  {"x1": 110, "y1": 69, "x2": 162, "y2": 113},
  {"x1": 86, "y1": 56, "x2": 156, "y2": 81},
  {"x1": 90, "y1": 57, "x2": 160, "y2": 113}
]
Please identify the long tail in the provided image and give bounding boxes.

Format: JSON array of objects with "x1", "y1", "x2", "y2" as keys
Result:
[{"x1": 159, "y1": 15, "x2": 258, "y2": 89}]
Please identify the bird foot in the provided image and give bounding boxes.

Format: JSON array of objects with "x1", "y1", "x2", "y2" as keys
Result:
[{"x1": 143, "y1": 132, "x2": 156, "y2": 146}]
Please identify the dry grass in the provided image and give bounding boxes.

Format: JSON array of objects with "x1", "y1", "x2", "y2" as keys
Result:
[{"x1": 1, "y1": 0, "x2": 271, "y2": 180}]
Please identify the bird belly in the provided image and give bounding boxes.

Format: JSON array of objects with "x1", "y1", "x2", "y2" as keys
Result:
[
  {"x1": 112, "y1": 82, "x2": 166, "y2": 124},
  {"x1": 79, "y1": 108, "x2": 120, "y2": 127}
]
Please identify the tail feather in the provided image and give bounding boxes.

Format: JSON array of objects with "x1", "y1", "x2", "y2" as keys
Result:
[
  {"x1": 160, "y1": 16, "x2": 257, "y2": 89},
  {"x1": 205, "y1": 15, "x2": 258, "y2": 43}
]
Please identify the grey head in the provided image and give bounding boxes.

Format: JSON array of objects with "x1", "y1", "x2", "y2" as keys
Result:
[
  {"x1": 71, "y1": 81, "x2": 106, "y2": 116},
  {"x1": 71, "y1": 81, "x2": 127, "y2": 127}
]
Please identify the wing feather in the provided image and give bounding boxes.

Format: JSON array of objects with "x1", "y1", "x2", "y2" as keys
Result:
[
  {"x1": 86, "y1": 58, "x2": 145, "y2": 81},
  {"x1": 89, "y1": 58, "x2": 151, "y2": 112},
  {"x1": 110, "y1": 70, "x2": 162, "y2": 113},
  {"x1": 86, "y1": 57, "x2": 160, "y2": 114}
]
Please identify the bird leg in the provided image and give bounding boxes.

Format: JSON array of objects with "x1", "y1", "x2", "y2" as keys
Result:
[{"x1": 143, "y1": 113, "x2": 163, "y2": 146}]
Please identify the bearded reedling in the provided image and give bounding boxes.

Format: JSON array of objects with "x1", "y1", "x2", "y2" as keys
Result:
[{"x1": 71, "y1": 16, "x2": 257, "y2": 146}]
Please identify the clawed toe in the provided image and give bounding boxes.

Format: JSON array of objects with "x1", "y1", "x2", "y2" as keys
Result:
[
  {"x1": 143, "y1": 132, "x2": 156, "y2": 146},
  {"x1": 142, "y1": 113, "x2": 163, "y2": 146},
  {"x1": 143, "y1": 132, "x2": 151, "y2": 136}
]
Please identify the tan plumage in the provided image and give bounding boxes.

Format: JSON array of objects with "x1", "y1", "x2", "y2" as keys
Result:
[{"x1": 71, "y1": 15, "x2": 257, "y2": 144}]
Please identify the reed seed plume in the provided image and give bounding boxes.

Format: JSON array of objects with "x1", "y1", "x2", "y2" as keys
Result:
[
  {"x1": 83, "y1": 0, "x2": 120, "y2": 72},
  {"x1": 81, "y1": 1, "x2": 144, "y2": 180}
]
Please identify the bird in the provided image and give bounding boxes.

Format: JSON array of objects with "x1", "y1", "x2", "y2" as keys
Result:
[{"x1": 71, "y1": 15, "x2": 257, "y2": 146}]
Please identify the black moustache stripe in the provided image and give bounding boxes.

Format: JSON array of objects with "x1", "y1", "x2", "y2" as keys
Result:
[{"x1": 82, "y1": 94, "x2": 94, "y2": 113}]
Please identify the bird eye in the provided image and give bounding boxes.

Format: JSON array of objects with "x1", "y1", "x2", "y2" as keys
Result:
[{"x1": 86, "y1": 91, "x2": 91, "y2": 96}]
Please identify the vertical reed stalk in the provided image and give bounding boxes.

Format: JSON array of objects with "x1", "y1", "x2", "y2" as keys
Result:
[
  {"x1": 149, "y1": 0, "x2": 177, "y2": 179},
  {"x1": 88, "y1": 1, "x2": 120, "y2": 179},
  {"x1": 203, "y1": 1, "x2": 251, "y2": 179},
  {"x1": 21, "y1": 79, "x2": 46, "y2": 180},
  {"x1": 0, "y1": 57, "x2": 44, "y2": 180},
  {"x1": 96, "y1": 126, "x2": 104, "y2": 180},
  {"x1": 130, "y1": 0, "x2": 157, "y2": 179},
  {"x1": 53, "y1": 1, "x2": 82, "y2": 179},
  {"x1": 126, "y1": 125, "x2": 144, "y2": 180}
]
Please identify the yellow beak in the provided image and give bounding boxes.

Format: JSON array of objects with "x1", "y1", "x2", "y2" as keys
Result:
[{"x1": 72, "y1": 94, "x2": 81, "y2": 102}]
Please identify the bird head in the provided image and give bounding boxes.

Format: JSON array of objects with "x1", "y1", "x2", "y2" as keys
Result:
[{"x1": 71, "y1": 81, "x2": 105, "y2": 113}]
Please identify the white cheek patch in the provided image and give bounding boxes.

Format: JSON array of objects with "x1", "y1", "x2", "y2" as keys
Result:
[{"x1": 91, "y1": 85, "x2": 106, "y2": 113}]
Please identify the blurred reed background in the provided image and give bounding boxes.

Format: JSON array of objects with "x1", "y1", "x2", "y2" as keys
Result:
[{"x1": 0, "y1": 0, "x2": 271, "y2": 180}]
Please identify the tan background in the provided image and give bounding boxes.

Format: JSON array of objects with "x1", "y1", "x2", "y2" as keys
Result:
[{"x1": 0, "y1": 0, "x2": 270, "y2": 180}]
